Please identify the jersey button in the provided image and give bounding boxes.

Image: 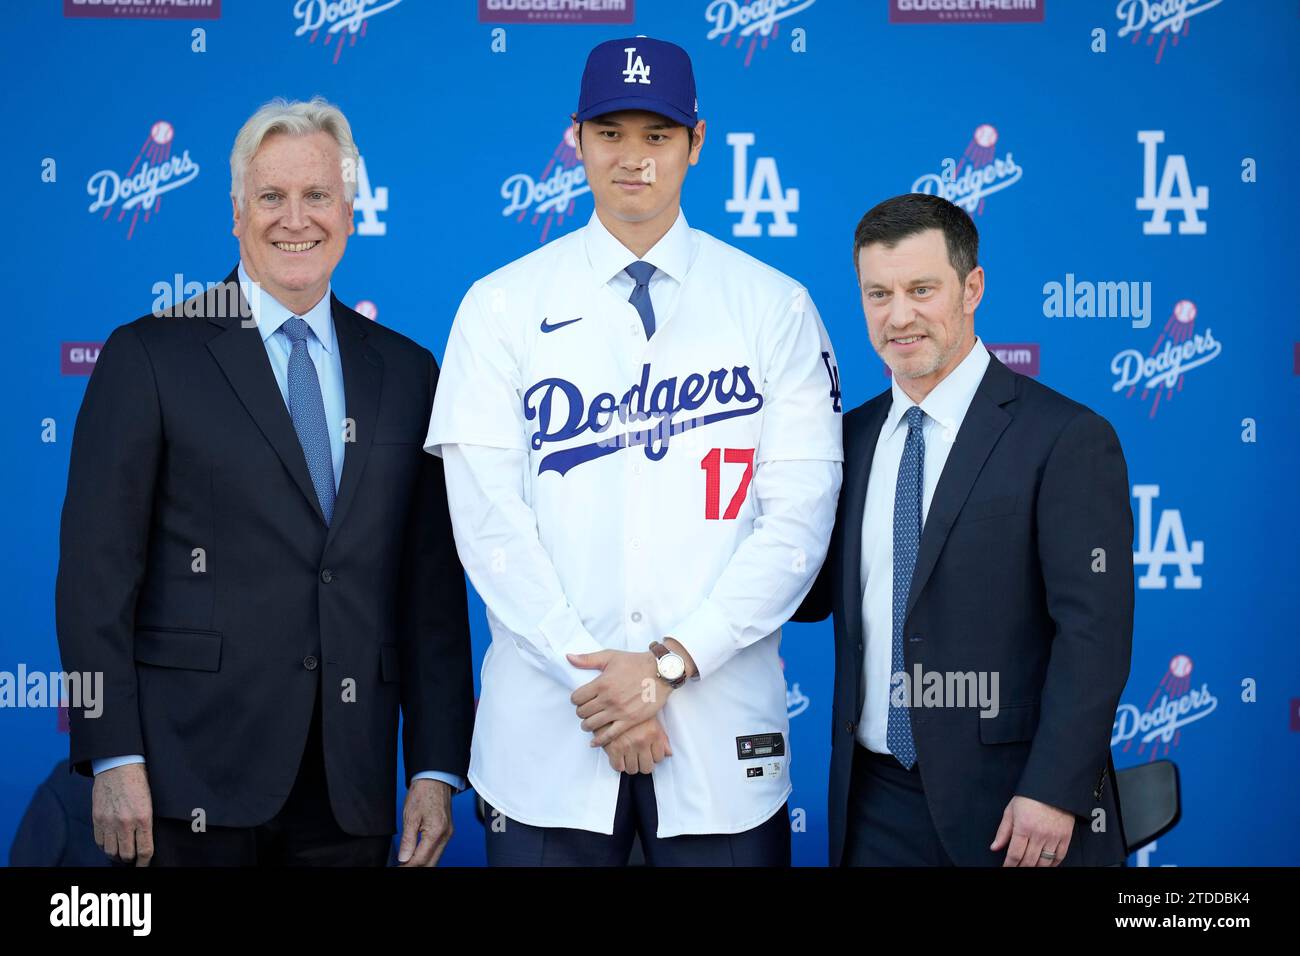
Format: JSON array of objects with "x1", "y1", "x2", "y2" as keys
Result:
[
  {"x1": 630, "y1": 611, "x2": 643, "y2": 623},
  {"x1": 629, "y1": 538, "x2": 641, "y2": 551}
]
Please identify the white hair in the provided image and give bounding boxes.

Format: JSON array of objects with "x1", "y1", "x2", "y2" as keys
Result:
[{"x1": 229, "y1": 96, "x2": 359, "y2": 208}]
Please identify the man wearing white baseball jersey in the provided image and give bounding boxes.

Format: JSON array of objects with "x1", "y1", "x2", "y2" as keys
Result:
[{"x1": 426, "y1": 37, "x2": 843, "y2": 865}]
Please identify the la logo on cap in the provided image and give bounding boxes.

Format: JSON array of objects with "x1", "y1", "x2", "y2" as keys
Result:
[{"x1": 622, "y1": 46, "x2": 650, "y2": 85}]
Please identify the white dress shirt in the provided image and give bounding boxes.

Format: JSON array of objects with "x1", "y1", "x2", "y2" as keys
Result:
[
  {"x1": 426, "y1": 209, "x2": 844, "y2": 836},
  {"x1": 859, "y1": 338, "x2": 991, "y2": 753}
]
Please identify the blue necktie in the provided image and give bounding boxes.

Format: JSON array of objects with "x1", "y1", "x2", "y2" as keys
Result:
[
  {"x1": 888, "y1": 405, "x2": 925, "y2": 769},
  {"x1": 282, "y1": 316, "x2": 335, "y2": 525},
  {"x1": 625, "y1": 261, "x2": 657, "y2": 339}
]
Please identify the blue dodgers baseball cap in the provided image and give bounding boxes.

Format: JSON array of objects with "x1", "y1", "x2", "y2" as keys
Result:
[{"x1": 575, "y1": 36, "x2": 698, "y2": 128}]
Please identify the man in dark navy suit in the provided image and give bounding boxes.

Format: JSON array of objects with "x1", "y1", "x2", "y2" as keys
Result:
[
  {"x1": 798, "y1": 193, "x2": 1132, "y2": 866},
  {"x1": 55, "y1": 98, "x2": 474, "y2": 866}
]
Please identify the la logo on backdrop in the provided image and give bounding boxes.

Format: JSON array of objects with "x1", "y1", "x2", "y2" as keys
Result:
[
  {"x1": 702, "y1": 0, "x2": 817, "y2": 68},
  {"x1": 1115, "y1": 0, "x2": 1224, "y2": 64},
  {"x1": 292, "y1": 0, "x2": 404, "y2": 64},
  {"x1": 1112, "y1": 654, "x2": 1218, "y2": 761},
  {"x1": 912, "y1": 124, "x2": 1023, "y2": 216},
  {"x1": 86, "y1": 121, "x2": 200, "y2": 241}
]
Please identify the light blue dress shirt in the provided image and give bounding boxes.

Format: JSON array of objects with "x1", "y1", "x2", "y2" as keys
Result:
[{"x1": 93, "y1": 264, "x2": 464, "y2": 793}]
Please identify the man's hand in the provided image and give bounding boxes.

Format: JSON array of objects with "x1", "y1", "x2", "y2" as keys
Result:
[
  {"x1": 601, "y1": 717, "x2": 673, "y2": 774},
  {"x1": 990, "y1": 795, "x2": 1076, "y2": 867},
  {"x1": 397, "y1": 778, "x2": 454, "y2": 867},
  {"x1": 568, "y1": 650, "x2": 668, "y2": 746},
  {"x1": 92, "y1": 763, "x2": 154, "y2": 866}
]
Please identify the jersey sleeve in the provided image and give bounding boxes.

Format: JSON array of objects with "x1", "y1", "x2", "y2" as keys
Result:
[
  {"x1": 754, "y1": 287, "x2": 844, "y2": 465},
  {"x1": 425, "y1": 281, "x2": 527, "y2": 456}
]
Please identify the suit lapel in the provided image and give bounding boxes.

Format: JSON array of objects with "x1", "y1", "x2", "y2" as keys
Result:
[
  {"x1": 204, "y1": 269, "x2": 326, "y2": 526},
  {"x1": 324, "y1": 299, "x2": 382, "y2": 550},
  {"x1": 905, "y1": 355, "x2": 1017, "y2": 618},
  {"x1": 842, "y1": 394, "x2": 890, "y2": 713}
]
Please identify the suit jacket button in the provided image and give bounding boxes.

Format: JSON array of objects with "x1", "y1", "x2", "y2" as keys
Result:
[
  {"x1": 844, "y1": 720, "x2": 855, "y2": 734},
  {"x1": 320, "y1": 568, "x2": 334, "y2": 584},
  {"x1": 303, "y1": 656, "x2": 319, "y2": 671}
]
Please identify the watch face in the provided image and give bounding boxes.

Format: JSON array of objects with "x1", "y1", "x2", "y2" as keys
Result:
[{"x1": 659, "y1": 654, "x2": 685, "y2": 681}]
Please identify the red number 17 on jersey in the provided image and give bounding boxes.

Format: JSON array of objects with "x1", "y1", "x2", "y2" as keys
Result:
[{"x1": 700, "y1": 448, "x2": 755, "y2": 520}]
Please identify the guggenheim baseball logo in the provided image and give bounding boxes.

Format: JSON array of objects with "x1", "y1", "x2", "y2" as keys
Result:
[
  {"x1": 913, "y1": 124, "x2": 1022, "y2": 216},
  {"x1": 502, "y1": 127, "x2": 590, "y2": 244},
  {"x1": 889, "y1": 0, "x2": 1044, "y2": 23},
  {"x1": 87, "y1": 121, "x2": 199, "y2": 240}
]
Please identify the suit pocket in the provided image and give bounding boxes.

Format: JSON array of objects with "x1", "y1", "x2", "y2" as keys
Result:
[
  {"x1": 978, "y1": 700, "x2": 1039, "y2": 744},
  {"x1": 134, "y1": 627, "x2": 222, "y2": 672},
  {"x1": 959, "y1": 494, "x2": 1020, "y2": 523},
  {"x1": 380, "y1": 644, "x2": 400, "y2": 682}
]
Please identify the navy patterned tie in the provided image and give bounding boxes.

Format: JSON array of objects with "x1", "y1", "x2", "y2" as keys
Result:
[
  {"x1": 888, "y1": 405, "x2": 925, "y2": 769},
  {"x1": 282, "y1": 316, "x2": 335, "y2": 525},
  {"x1": 625, "y1": 261, "x2": 657, "y2": 339}
]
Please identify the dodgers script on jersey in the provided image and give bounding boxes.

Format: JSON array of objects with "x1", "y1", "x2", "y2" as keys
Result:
[{"x1": 426, "y1": 211, "x2": 843, "y2": 837}]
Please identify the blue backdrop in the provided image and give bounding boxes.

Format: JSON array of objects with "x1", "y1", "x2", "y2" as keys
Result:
[{"x1": 2, "y1": 0, "x2": 1296, "y2": 866}]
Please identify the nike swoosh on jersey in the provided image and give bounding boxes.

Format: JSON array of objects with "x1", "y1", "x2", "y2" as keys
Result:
[{"x1": 540, "y1": 316, "x2": 584, "y2": 333}]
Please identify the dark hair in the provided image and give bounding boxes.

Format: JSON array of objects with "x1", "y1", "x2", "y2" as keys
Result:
[
  {"x1": 852, "y1": 193, "x2": 979, "y2": 282},
  {"x1": 576, "y1": 120, "x2": 695, "y2": 150}
]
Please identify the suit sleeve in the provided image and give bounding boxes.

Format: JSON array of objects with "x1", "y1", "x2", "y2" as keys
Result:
[
  {"x1": 55, "y1": 324, "x2": 162, "y2": 776},
  {"x1": 397, "y1": 351, "x2": 477, "y2": 786},
  {"x1": 1016, "y1": 411, "x2": 1134, "y2": 818}
]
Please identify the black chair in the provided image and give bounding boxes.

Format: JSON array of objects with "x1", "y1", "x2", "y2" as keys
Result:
[{"x1": 1114, "y1": 760, "x2": 1181, "y2": 854}]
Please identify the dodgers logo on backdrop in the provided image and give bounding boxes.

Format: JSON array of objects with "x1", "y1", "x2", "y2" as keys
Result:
[
  {"x1": 524, "y1": 362, "x2": 764, "y2": 476},
  {"x1": 1111, "y1": 299, "x2": 1221, "y2": 418},
  {"x1": 704, "y1": 0, "x2": 816, "y2": 67},
  {"x1": 293, "y1": 0, "x2": 402, "y2": 64},
  {"x1": 1116, "y1": 0, "x2": 1223, "y2": 63},
  {"x1": 1112, "y1": 654, "x2": 1217, "y2": 759},
  {"x1": 501, "y1": 126, "x2": 591, "y2": 244},
  {"x1": 726, "y1": 132, "x2": 798, "y2": 237},
  {"x1": 1132, "y1": 484, "x2": 1203, "y2": 590},
  {"x1": 86, "y1": 121, "x2": 200, "y2": 241},
  {"x1": 1137, "y1": 130, "x2": 1208, "y2": 235},
  {"x1": 912, "y1": 124, "x2": 1022, "y2": 216}
]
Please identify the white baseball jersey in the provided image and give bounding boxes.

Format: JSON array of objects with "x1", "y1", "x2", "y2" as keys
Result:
[{"x1": 425, "y1": 209, "x2": 843, "y2": 836}]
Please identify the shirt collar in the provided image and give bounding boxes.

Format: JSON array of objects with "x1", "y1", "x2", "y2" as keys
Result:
[
  {"x1": 884, "y1": 337, "x2": 991, "y2": 439},
  {"x1": 583, "y1": 207, "x2": 693, "y2": 287},
  {"x1": 237, "y1": 260, "x2": 335, "y2": 354}
]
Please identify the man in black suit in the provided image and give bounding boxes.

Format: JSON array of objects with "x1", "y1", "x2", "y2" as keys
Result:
[
  {"x1": 55, "y1": 97, "x2": 474, "y2": 866},
  {"x1": 797, "y1": 193, "x2": 1132, "y2": 866}
]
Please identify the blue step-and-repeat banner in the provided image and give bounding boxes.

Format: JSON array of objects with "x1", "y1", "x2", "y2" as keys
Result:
[{"x1": 1, "y1": 0, "x2": 1296, "y2": 866}]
